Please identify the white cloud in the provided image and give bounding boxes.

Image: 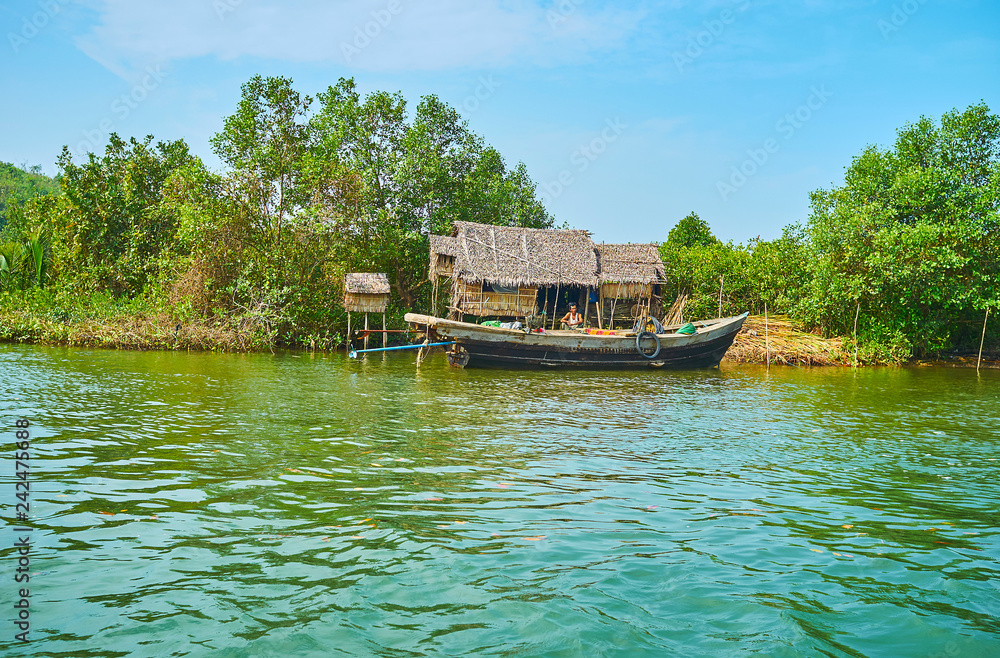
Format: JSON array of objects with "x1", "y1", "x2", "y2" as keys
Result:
[{"x1": 72, "y1": 0, "x2": 645, "y2": 80}]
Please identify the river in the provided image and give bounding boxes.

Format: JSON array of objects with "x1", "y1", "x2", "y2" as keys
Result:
[{"x1": 1, "y1": 344, "x2": 998, "y2": 657}]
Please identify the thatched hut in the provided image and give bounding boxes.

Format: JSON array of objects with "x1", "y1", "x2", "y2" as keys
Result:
[
  {"x1": 344, "y1": 273, "x2": 390, "y2": 313},
  {"x1": 344, "y1": 273, "x2": 390, "y2": 349},
  {"x1": 595, "y1": 243, "x2": 666, "y2": 326},
  {"x1": 423, "y1": 223, "x2": 667, "y2": 328},
  {"x1": 448, "y1": 221, "x2": 598, "y2": 319}
]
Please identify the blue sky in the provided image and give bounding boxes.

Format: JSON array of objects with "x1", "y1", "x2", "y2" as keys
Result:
[{"x1": 1, "y1": 0, "x2": 998, "y2": 244}]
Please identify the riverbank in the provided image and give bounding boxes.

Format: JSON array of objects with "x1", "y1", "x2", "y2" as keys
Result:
[
  {"x1": 5, "y1": 308, "x2": 994, "y2": 367},
  {"x1": 0, "y1": 307, "x2": 848, "y2": 363},
  {"x1": 0, "y1": 308, "x2": 258, "y2": 351}
]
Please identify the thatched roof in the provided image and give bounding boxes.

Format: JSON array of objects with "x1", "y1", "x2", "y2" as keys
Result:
[
  {"x1": 451, "y1": 221, "x2": 598, "y2": 287},
  {"x1": 595, "y1": 243, "x2": 666, "y2": 284},
  {"x1": 429, "y1": 234, "x2": 458, "y2": 257},
  {"x1": 345, "y1": 272, "x2": 390, "y2": 295}
]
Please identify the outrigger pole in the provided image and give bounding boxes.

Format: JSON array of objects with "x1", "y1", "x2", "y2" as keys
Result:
[{"x1": 349, "y1": 341, "x2": 456, "y2": 359}]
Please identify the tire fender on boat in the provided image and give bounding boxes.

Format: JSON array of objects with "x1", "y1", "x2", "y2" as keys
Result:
[{"x1": 636, "y1": 331, "x2": 661, "y2": 359}]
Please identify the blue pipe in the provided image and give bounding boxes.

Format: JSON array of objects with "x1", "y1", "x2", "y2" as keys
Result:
[{"x1": 349, "y1": 341, "x2": 456, "y2": 358}]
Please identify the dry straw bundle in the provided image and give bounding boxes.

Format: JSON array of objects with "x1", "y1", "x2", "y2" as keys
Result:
[{"x1": 725, "y1": 315, "x2": 849, "y2": 366}]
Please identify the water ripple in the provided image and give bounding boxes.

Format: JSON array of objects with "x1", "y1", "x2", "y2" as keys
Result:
[{"x1": 1, "y1": 345, "x2": 999, "y2": 656}]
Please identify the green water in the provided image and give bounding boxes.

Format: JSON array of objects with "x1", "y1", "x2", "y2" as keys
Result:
[{"x1": 1, "y1": 345, "x2": 999, "y2": 657}]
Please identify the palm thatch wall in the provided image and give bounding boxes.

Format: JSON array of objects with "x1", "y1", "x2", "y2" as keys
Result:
[
  {"x1": 594, "y1": 243, "x2": 666, "y2": 326},
  {"x1": 344, "y1": 272, "x2": 390, "y2": 313}
]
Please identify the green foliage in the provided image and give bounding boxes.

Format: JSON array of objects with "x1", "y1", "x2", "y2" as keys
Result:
[
  {"x1": 0, "y1": 227, "x2": 48, "y2": 292},
  {"x1": 666, "y1": 212, "x2": 718, "y2": 248},
  {"x1": 660, "y1": 217, "x2": 808, "y2": 320},
  {"x1": 309, "y1": 79, "x2": 553, "y2": 309},
  {"x1": 658, "y1": 103, "x2": 998, "y2": 361},
  {"x1": 46, "y1": 135, "x2": 195, "y2": 297},
  {"x1": 798, "y1": 102, "x2": 1000, "y2": 356},
  {"x1": 5, "y1": 74, "x2": 555, "y2": 349}
]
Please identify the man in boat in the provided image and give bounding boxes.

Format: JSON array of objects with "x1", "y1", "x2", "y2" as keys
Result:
[{"x1": 560, "y1": 303, "x2": 583, "y2": 330}]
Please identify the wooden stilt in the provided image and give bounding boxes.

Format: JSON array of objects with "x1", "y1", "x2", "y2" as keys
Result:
[
  {"x1": 551, "y1": 282, "x2": 561, "y2": 330},
  {"x1": 718, "y1": 275, "x2": 724, "y2": 318},
  {"x1": 609, "y1": 280, "x2": 624, "y2": 331},
  {"x1": 853, "y1": 302, "x2": 860, "y2": 369},
  {"x1": 765, "y1": 303, "x2": 770, "y2": 371},
  {"x1": 347, "y1": 312, "x2": 351, "y2": 353},
  {"x1": 364, "y1": 314, "x2": 369, "y2": 350},
  {"x1": 978, "y1": 307, "x2": 989, "y2": 374},
  {"x1": 383, "y1": 313, "x2": 387, "y2": 349}
]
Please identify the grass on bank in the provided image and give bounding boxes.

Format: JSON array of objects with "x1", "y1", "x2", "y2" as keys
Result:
[{"x1": 0, "y1": 290, "x2": 344, "y2": 352}]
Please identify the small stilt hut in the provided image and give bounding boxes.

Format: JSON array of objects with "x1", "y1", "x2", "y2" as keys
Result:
[
  {"x1": 594, "y1": 244, "x2": 666, "y2": 329},
  {"x1": 344, "y1": 273, "x2": 390, "y2": 349}
]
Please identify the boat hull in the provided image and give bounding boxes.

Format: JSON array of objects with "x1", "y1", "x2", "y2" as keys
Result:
[{"x1": 404, "y1": 313, "x2": 748, "y2": 369}]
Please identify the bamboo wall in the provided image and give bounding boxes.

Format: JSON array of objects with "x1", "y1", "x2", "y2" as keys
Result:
[
  {"x1": 455, "y1": 282, "x2": 538, "y2": 317},
  {"x1": 344, "y1": 293, "x2": 389, "y2": 313},
  {"x1": 600, "y1": 281, "x2": 653, "y2": 300},
  {"x1": 434, "y1": 254, "x2": 455, "y2": 278}
]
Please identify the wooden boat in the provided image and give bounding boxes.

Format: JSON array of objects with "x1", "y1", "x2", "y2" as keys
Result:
[{"x1": 404, "y1": 312, "x2": 749, "y2": 369}]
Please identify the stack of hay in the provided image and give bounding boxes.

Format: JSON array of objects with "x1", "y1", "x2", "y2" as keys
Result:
[{"x1": 726, "y1": 315, "x2": 849, "y2": 366}]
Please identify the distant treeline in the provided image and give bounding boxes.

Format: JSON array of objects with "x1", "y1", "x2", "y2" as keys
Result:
[
  {"x1": 0, "y1": 161, "x2": 61, "y2": 232},
  {"x1": 1, "y1": 82, "x2": 997, "y2": 361}
]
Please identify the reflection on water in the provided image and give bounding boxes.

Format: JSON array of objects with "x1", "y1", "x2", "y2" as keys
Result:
[{"x1": 1, "y1": 345, "x2": 999, "y2": 657}]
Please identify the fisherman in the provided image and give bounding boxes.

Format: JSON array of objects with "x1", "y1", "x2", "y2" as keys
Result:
[{"x1": 560, "y1": 303, "x2": 583, "y2": 330}]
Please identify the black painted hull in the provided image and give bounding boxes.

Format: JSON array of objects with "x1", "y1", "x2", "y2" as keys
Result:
[
  {"x1": 405, "y1": 312, "x2": 749, "y2": 370},
  {"x1": 461, "y1": 330, "x2": 740, "y2": 369}
]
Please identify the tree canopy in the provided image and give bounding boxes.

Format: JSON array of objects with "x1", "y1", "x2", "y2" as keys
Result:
[
  {"x1": 666, "y1": 212, "x2": 717, "y2": 248},
  {"x1": 658, "y1": 102, "x2": 1000, "y2": 361},
  {"x1": 3, "y1": 85, "x2": 996, "y2": 359},
  {"x1": 800, "y1": 101, "x2": 1000, "y2": 356},
  {"x1": 2, "y1": 75, "x2": 555, "y2": 347}
]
